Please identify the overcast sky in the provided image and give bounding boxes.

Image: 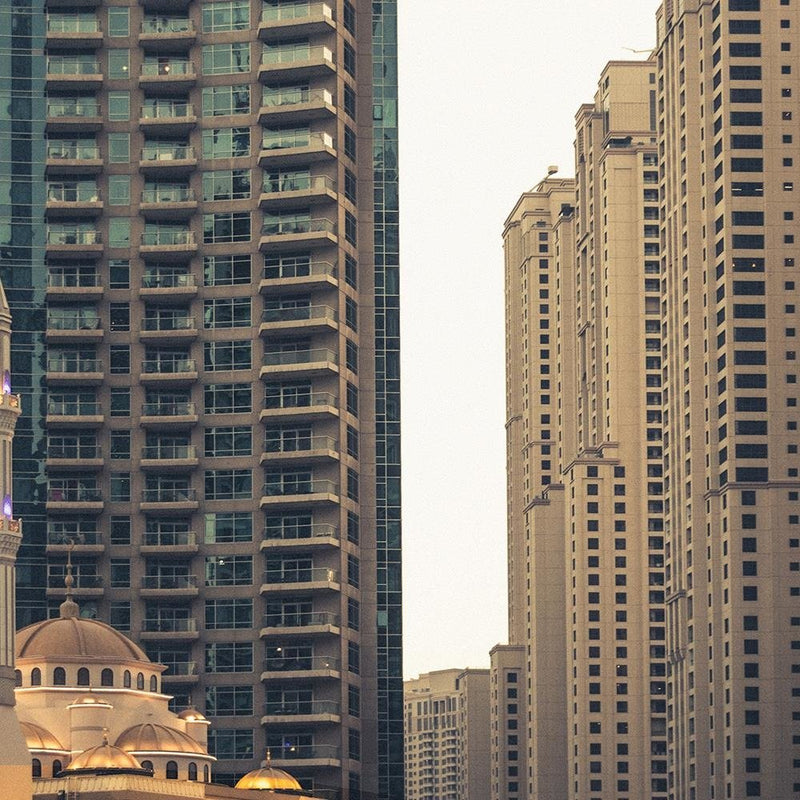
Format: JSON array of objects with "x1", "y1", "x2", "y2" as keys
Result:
[{"x1": 398, "y1": 0, "x2": 663, "y2": 680}]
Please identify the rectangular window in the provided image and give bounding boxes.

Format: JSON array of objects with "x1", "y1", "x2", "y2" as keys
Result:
[
  {"x1": 202, "y1": 85, "x2": 250, "y2": 117},
  {"x1": 204, "y1": 298, "x2": 251, "y2": 328},
  {"x1": 205, "y1": 598, "x2": 253, "y2": 629},
  {"x1": 202, "y1": 42, "x2": 250, "y2": 75},
  {"x1": 207, "y1": 729, "x2": 253, "y2": 759},
  {"x1": 204, "y1": 341, "x2": 252, "y2": 371},
  {"x1": 204, "y1": 512, "x2": 253, "y2": 543},
  {"x1": 203, "y1": 211, "x2": 250, "y2": 243},
  {"x1": 108, "y1": 133, "x2": 130, "y2": 163},
  {"x1": 108, "y1": 91, "x2": 130, "y2": 121},
  {"x1": 204, "y1": 254, "x2": 251, "y2": 286},
  {"x1": 205, "y1": 426, "x2": 252, "y2": 456},
  {"x1": 202, "y1": 0, "x2": 249, "y2": 32},
  {"x1": 205, "y1": 642, "x2": 253, "y2": 673},
  {"x1": 108, "y1": 7, "x2": 130, "y2": 36},
  {"x1": 204, "y1": 468, "x2": 252, "y2": 499},
  {"x1": 205, "y1": 554, "x2": 253, "y2": 586},
  {"x1": 204, "y1": 383, "x2": 252, "y2": 413},
  {"x1": 202, "y1": 127, "x2": 250, "y2": 159},
  {"x1": 202, "y1": 169, "x2": 251, "y2": 201}
]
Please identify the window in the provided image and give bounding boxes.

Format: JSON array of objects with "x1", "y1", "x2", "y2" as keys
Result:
[
  {"x1": 202, "y1": 127, "x2": 250, "y2": 159},
  {"x1": 202, "y1": 169, "x2": 250, "y2": 201},
  {"x1": 204, "y1": 254, "x2": 250, "y2": 286},
  {"x1": 204, "y1": 341, "x2": 252, "y2": 371},
  {"x1": 345, "y1": 210, "x2": 357, "y2": 244},
  {"x1": 343, "y1": 42, "x2": 355, "y2": 76},
  {"x1": 108, "y1": 175, "x2": 130, "y2": 206},
  {"x1": 205, "y1": 642, "x2": 253, "y2": 673},
  {"x1": 202, "y1": 0, "x2": 249, "y2": 32},
  {"x1": 110, "y1": 516, "x2": 131, "y2": 544},
  {"x1": 204, "y1": 298, "x2": 251, "y2": 328},
  {"x1": 110, "y1": 430, "x2": 130, "y2": 459},
  {"x1": 110, "y1": 559, "x2": 130, "y2": 588},
  {"x1": 204, "y1": 469, "x2": 252, "y2": 499},
  {"x1": 205, "y1": 555, "x2": 252, "y2": 586},
  {"x1": 108, "y1": 218, "x2": 130, "y2": 248},
  {"x1": 110, "y1": 473, "x2": 130, "y2": 502},
  {"x1": 108, "y1": 133, "x2": 130, "y2": 164},
  {"x1": 202, "y1": 85, "x2": 250, "y2": 117},
  {"x1": 110, "y1": 602, "x2": 130, "y2": 630},
  {"x1": 206, "y1": 685, "x2": 253, "y2": 716},
  {"x1": 205, "y1": 426, "x2": 252, "y2": 456},
  {"x1": 108, "y1": 49, "x2": 130, "y2": 79},
  {"x1": 202, "y1": 43, "x2": 249, "y2": 75},
  {"x1": 204, "y1": 512, "x2": 252, "y2": 543},
  {"x1": 207, "y1": 729, "x2": 253, "y2": 759},
  {"x1": 203, "y1": 211, "x2": 250, "y2": 243},
  {"x1": 205, "y1": 383, "x2": 251, "y2": 413},
  {"x1": 108, "y1": 7, "x2": 130, "y2": 36},
  {"x1": 110, "y1": 344, "x2": 130, "y2": 374},
  {"x1": 108, "y1": 91, "x2": 130, "y2": 121},
  {"x1": 344, "y1": 125, "x2": 356, "y2": 161},
  {"x1": 205, "y1": 598, "x2": 253, "y2": 629}
]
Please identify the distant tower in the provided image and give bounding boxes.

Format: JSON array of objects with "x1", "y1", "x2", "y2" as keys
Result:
[{"x1": 0, "y1": 280, "x2": 31, "y2": 799}]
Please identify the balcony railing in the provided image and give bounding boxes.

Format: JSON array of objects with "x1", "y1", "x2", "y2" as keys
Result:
[
  {"x1": 142, "y1": 530, "x2": 196, "y2": 547},
  {"x1": 142, "y1": 574, "x2": 197, "y2": 590},
  {"x1": 263, "y1": 611, "x2": 339, "y2": 628},
  {"x1": 263, "y1": 699, "x2": 339, "y2": 716},
  {"x1": 47, "y1": 357, "x2": 102, "y2": 373},
  {"x1": 262, "y1": 2, "x2": 332, "y2": 21},
  {"x1": 48, "y1": 400, "x2": 101, "y2": 416},
  {"x1": 46, "y1": 16, "x2": 100, "y2": 33},
  {"x1": 141, "y1": 316, "x2": 196, "y2": 332},
  {"x1": 47, "y1": 59, "x2": 100, "y2": 75},
  {"x1": 47, "y1": 530, "x2": 100, "y2": 545},
  {"x1": 261, "y1": 130, "x2": 332, "y2": 151},
  {"x1": 267, "y1": 745, "x2": 340, "y2": 761},
  {"x1": 141, "y1": 487, "x2": 197, "y2": 502},
  {"x1": 47, "y1": 271, "x2": 100, "y2": 288},
  {"x1": 47, "y1": 486, "x2": 102, "y2": 502},
  {"x1": 47, "y1": 229, "x2": 100, "y2": 245},
  {"x1": 264, "y1": 392, "x2": 337, "y2": 411},
  {"x1": 141, "y1": 102, "x2": 195, "y2": 120},
  {"x1": 47, "y1": 144, "x2": 101, "y2": 160},
  {"x1": 262, "y1": 349, "x2": 337, "y2": 367},
  {"x1": 261, "y1": 45, "x2": 332, "y2": 66},
  {"x1": 262, "y1": 175, "x2": 335, "y2": 194},
  {"x1": 141, "y1": 273, "x2": 196, "y2": 289},
  {"x1": 47, "y1": 444, "x2": 101, "y2": 459},
  {"x1": 262, "y1": 87, "x2": 333, "y2": 108},
  {"x1": 47, "y1": 573, "x2": 102, "y2": 588},
  {"x1": 263, "y1": 567, "x2": 338, "y2": 584},
  {"x1": 141, "y1": 230, "x2": 195, "y2": 246},
  {"x1": 46, "y1": 101, "x2": 101, "y2": 118},
  {"x1": 262, "y1": 260, "x2": 335, "y2": 280},
  {"x1": 262, "y1": 523, "x2": 338, "y2": 541},
  {"x1": 263, "y1": 655, "x2": 339, "y2": 672},
  {"x1": 141, "y1": 61, "x2": 194, "y2": 77},
  {"x1": 262, "y1": 479, "x2": 337, "y2": 496},
  {"x1": 262, "y1": 218, "x2": 335, "y2": 237},
  {"x1": 142, "y1": 444, "x2": 197, "y2": 459},
  {"x1": 142, "y1": 618, "x2": 197, "y2": 633},
  {"x1": 141, "y1": 401, "x2": 196, "y2": 416},
  {"x1": 141, "y1": 145, "x2": 195, "y2": 162},
  {"x1": 141, "y1": 358, "x2": 196, "y2": 374},
  {"x1": 162, "y1": 661, "x2": 197, "y2": 676},
  {"x1": 141, "y1": 18, "x2": 194, "y2": 33},
  {"x1": 261, "y1": 305, "x2": 335, "y2": 324},
  {"x1": 263, "y1": 436, "x2": 336, "y2": 454},
  {"x1": 47, "y1": 186, "x2": 100, "y2": 203},
  {"x1": 141, "y1": 187, "x2": 195, "y2": 203}
]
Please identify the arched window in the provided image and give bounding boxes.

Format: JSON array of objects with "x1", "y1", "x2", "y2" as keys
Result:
[
  {"x1": 101, "y1": 668, "x2": 114, "y2": 687},
  {"x1": 136, "y1": 672, "x2": 144, "y2": 690},
  {"x1": 188, "y1": 762, "x2": 198, "y2": 781},
  {"x1": 31, "y1": 759, "x2": 41, "y2": 778},
  {"x1": 77, "y1": 667, "x2": 90, "y2": 686},
  {"x1": 53, "y1": 667, "x2": 66, "y2": 686},
  {"x1": 52, "y1": 760, "x2": 62, "y2": 777},
  {"x1": 140, "y1": 760, "x2": 153, "y2": 774},
  {"x1": 166, "y1": 760, "x2": 178, "y2": 779},
  {"x1": 150, "y1": 675, "x2": 157, "y2": 692},
  {"x1": 203, "y1": 764, "x2": 210, "y2": 783},
  {"x1": 14, "y1": 669, "x2": 22, "y2": 687},
  {"x1": 123, "y1": 670, "x2": 131, "y2": 688},
  {"x1": 31, "y1": 667, "x2": 41, "y2": 686}
]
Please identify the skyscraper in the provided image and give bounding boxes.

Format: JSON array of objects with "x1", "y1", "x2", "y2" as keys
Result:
[
  {"x1": 0, "y1": 0, "x2": 401, "y2": 796},
  {"x1": 500, "y1": 2, "x2": 800, "y2": 798}
]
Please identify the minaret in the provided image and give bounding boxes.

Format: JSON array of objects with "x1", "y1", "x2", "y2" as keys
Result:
[{"x1": 0, "y1": 280, "x2": 32, "y2": 798}]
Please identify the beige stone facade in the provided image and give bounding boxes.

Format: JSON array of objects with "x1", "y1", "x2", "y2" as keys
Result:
[{"x1": 403, "y1": 669, "x2": 489, "y2": 800}]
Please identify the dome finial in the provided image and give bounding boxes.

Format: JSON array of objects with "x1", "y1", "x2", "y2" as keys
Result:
[
  {"x1": 265, "y1": 749, "x2": 272, "y2": 767},
  {"x1": 102, "y1": 727, "x2": 109, "y2": 746},
  {"x1": 59, "y1": 540, "x2": 79, "y2": 619}
]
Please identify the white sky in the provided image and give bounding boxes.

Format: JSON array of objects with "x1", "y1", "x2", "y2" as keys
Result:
[{"x1": 398, "y1": 0, "x2": 662, "y2": 680}]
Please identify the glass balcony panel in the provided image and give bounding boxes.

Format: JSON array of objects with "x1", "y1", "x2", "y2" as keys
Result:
[
  {"x1": 141, "y1": 17, "x2": 193, "y2": 33},
  {"x1": 47, "y1": 143, "x2": 101, "y2": 160},
  {"x1": 261, "y1": 218, "x2": 334, "y2": 236},
  {"x1": 262, "y1": 348, "x2": 337, "y2": 366},
  {"x1": 47, "y1": 14, "x2": 100, "y2": 32},
  {"x1": 141, "y1": 60, "x2": 194, "y2": 76},
  {"x1": 47, "y1": 100, "x2": 101, "y2": 118},
  {"x1": 141, "y1": 145, "x2": 195, "y2": 161},
  {"x1": 141, "y1": 358, "x2": 196, "y2": 373},
  {"x1": 141, "y1": 487, "x2": 197, "y2": 502}
]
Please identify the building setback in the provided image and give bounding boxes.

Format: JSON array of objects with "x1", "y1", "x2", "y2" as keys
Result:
[
  {"x1": 403, "y1": 668, "x2": 490, "y2": 800},
  {"x1": 0, "y1": 0, "x2": 402, "y2": 797},
  {"x1": 498, "y1": 2, "x2": 800, "y2": 799}
]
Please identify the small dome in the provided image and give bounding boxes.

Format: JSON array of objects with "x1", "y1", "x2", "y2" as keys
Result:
[
  {"x1": 16, "y1": 616, "x2": 149, "y2": 664},
  {"x1": 115, "y1": 723, "x2": 207, "y2": 755},
  {"x1": 69, "y1": 692, "x2": 112, "y2": 708},
  {"x1": 19, "y1": 721, "x2": 66, "y2": 752},
  {"x1": 63, "y1": 741, "x2": 149, "y2": 775},
  {"x1": 178, "y1": 708, "x2": 208, "y2": 723},
  {"x1": 235, "y1": 765, "x2": 304, "y2": 791}
]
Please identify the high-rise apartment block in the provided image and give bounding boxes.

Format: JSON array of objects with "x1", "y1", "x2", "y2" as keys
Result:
[
  {"x1": 403, "y1": 668, "x2": 490, "y2": 800},
  {"x1": 500, "y1": 1, "x2": 800, "y2": 798},
  {"x1": 0, "y1": 0, "x2": 402, "y2": 796}
]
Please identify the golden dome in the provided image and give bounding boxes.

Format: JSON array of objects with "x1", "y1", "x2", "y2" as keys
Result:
[
  {"x1": 69, "y1": 692, "x2": 113, "y2": 708},
  {"x1": 115, "y1": 722, "x2": 207, "y2": 755},
  {"x1": 63, "y1": 741, "x2": 149, "y2": 774},
  {"x1": 235, "y1": 765, "x2": 303, "y2": 791},
  {"x1": 178, "y1": 708, "x2": 208, "y2": 723},
  {"x1": 16, "y1": 614, "x2": 149, "y2": 664},
  {"x1": 19, "y1": 721, "x2": 66, "y2": 752}
]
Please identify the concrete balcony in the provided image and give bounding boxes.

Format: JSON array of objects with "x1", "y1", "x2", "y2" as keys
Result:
[
  {"x1": 140, "y1": 444, "x2": 199, "y2": 471},
  {"x1": 259, "y1": 304, "x2": 337, "y2": 337},
  {"x1": 139, "y1": 315, "x2": 198, "y2": 342},
  {"x1": 260, "y1": 435, "x2": 339, "y2": 466},
  {"x1": 261, "y1": 699, "x2": 341, "y2": 726},
  {"x1": 139, "y1": 618, "x2": 199, "y2": 640},
  {"x1": 46, "y1": 144, "x2": 103, "y2": 175},
  {"x1": 46, "y1": 486, "x2": 103, "y2": 514},
  {"x1": 258, "y1": 45, "x2": 335, "y2": 83},
  {"x1": 139, "y1": 18, "x2": 196, "y2": 51},
  {"x1": 160, "y1": 662, "x2": 199, "y2": 684},
  {"x1": 260, "y1": 348, "x2": 338, "y2": 380},
  {"x1": 139, "y1": 60, "x2": 196, "y2": 94},
  {"x1": 46, "y1": 400, "x2": 104, "y2": 429},
  {"x1": 139, "y1": 187, "x2": 197, "y2": 220},
  {"x1": 46, "y1": 574, "x2": 103, "y2": 598},
  {"x1": 45, "y1": 188, "x2": 102, "y2": 218},
  {"x1": 45, "y1": 18, "x2": 103, "y2": 49},
  {"x1": 259, "y1": 175, "x2": 336, "y2": 210},
  {"x1": 45, "y1": 315, "x2": 103, "y2": 343},
  {"x1": 140, "y1": 486, "x2": 199, "y2": 515},
  {"x1": 45, "y1": 357, "x2": 104, "y2": 385},
  {"x1": 258, "y1": 131, "x2": 336, "y2": 168},
  {"x1": 258, "y1": 2, "x2": 335, "y2": 40},
  {"x1": 45, "y1": 100, "x2": 102, "y2": 132},
  {"x1": 140, "y1": 401, "x2": 198, "y2": 429},
  {"x1": 260, "y1": 392, "x2": 339, "y2": 424},
  {"x1": 259, "y1": 479, "x2": 339, "y2": 509},
  {"x1": 260, "y1": 566, "x2": 340, "y2": 594},
  {"x1": 45, "y1": 59, "x2": 102, "y2": 90},
  {"x1": 259, "y1": 611, "x2": 340, "y2": 637},
  {"x1": 259, "y1": 218, "x2": 337, "y2": 252},
  {"x1": 139, "y1": 103, "x2": 197, "y2": 135},
  {"x1": 139, "y1": 146, "x2": 197, "y2": 177},
  {"x1": 258, "y1": 88, "x2": 336, "y2": 126},
  {"x1": 140, "y1": 273, "x2": 198, "y2": 302},
  {"x1": 46, "y1": 272, "x2": 103, "y2": 300},
  {"x1": 140, "y1": 574, "x2": 199, "y2": 598},
  {"x1": 266, "y1": 745, "x2": 341, "y2": 769},
  {"x1": 139, "y1": 530, "x2": 198, "y2": 557},
  {"x1": 45, "y1": 229, "x2": 102, "y2": 258},
  {"x1": 139, "y1": 358, "x2": 198, "y2": 385},
  {"x1": 261, "y1": 654, "x2": 341, "y2": 682},
  {"x1": 139, "y1": 230, "x2": 197, "y2": 261},
  {"x1": 46, "y1": 531, "x2": 104, "y2": 555},
  {"x1": 259, "y1": 260, "x2": 338, "y2": 295},
  {"x1": 45, "y1": 444, "x2": 103, "y2": 471},
  {"x1": 260, "y1": 525, "x2": 339, "y2": 554}
]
